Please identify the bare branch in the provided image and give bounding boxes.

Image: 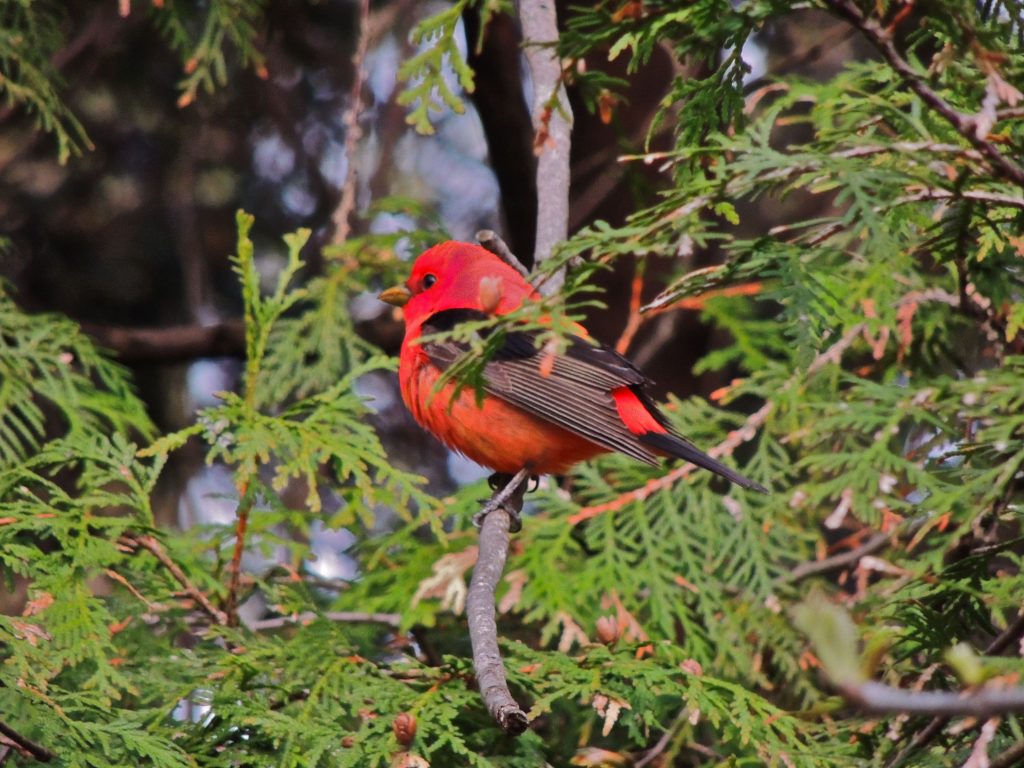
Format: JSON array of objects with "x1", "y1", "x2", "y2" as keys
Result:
[
  {"x1": 466, "y1": 468, "x2": 531, "y2": 735},
  {"x1": 785, "y1": 531, "x2": 892, "y2": 583},
  {"x1": 330, "y1": 0, "x2": 371, "y2": 244},
  {"x1": 895, "y1": 188, "x2": 1024, "y2": 210},
  {"x1": 121, "y1": 533, "x2": 229, "y2": 626},
  {"x1": 991, "y1": 741, "x2": 1024, "y2": 768},
  {"x1": 884, "y1": 603, "x2": 1024, "y2": 768},
  {"x1": 0, "y1": 719, "x2": 55, "y2": 763},
  {"x1": 842, "y1": 680, "x2": 1024, "y2": 718},
  {"x1": 822, "y1": 0, "x2": 1024, "y2": 188},
  {"x1": 247, "y1": 610, "x2": 401, "y2": 631},
  {"x1": 82, "y1": 321, "x2": 245, "y2": 362},
  {"x1": 986, "y1": 607, "x2": 1024, "y2": 656},
  {"x1": 518, "y1": 0, "x2": 572, "y2": 294},
  {"x1": 476, "y1": 229, "x2": 531, "y2": 280}
]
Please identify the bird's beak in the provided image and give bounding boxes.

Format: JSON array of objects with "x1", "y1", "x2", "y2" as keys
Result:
[{"x1": 378, "y1": 284, "x2": 412, "y2": 307}]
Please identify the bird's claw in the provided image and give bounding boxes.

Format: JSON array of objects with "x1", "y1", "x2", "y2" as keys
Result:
[{"x1": 473, "y1": 499, "x2": 523, "y2": 533}]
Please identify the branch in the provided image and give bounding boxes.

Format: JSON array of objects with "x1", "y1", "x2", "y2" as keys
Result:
[
  {"x1": 121, "y1": 533, "x2": 229, "y2": 626},
  {"x1": 841, "y1": 680, "x2": 1024, "y2": 718},
  {"x1": 466, "y1": 469, "x2": 531, "y2": 735},
  {"x1": 822, "y1": 0, "x2": 1024, "y2": 188},
  {"x1": 225, "y1": 486, "x2": 256, "y2": 626},
  {"x1": 986, "y1": 607, "x2": 1024, "y2": 656},
  {"x1": 885, "y1": 602, "x2": 1024, "y2": 768},
  {"x1": 0, "y1": 720, "x2": 54, "y2": 763},
  {"x1": 476, "y1": 230, "x2": 531, "y2": 280},
  {"x1": 246, "y1": 610, "x2": 401, "y2": 631},
  {"x1": 518, "y1": 0, "x2": 572, "y2": 294},
  {"x1": 991, "y1": 741, "x2": 1024, "y2": 768},
  {"x1": 895, "y1": 188, "x2": 1024, "y2": 210},
  {"x1": 82, "y1": 321, "x2": 245, "y2": 362},
  {"x1": 330, "y1": 0, "x2": 371, "y2": 244},
  {"x1": 784, "y1": 531, "x2": 892, "y2": 583}
]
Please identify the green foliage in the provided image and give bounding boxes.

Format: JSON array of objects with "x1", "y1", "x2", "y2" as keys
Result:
[
  {"x1": 397, "y1": 0, "x2": 477, "y2": 134},
  {"x1": 1, "y1": 1, "x2": 269, "y2": 160},
  {"x1": 5, "y1": 0, "x2": 1024, "y2": 766},
  {"x1": 0, "y1": 2, "x2": 90, "y2": 162},
  {"x1": 0, "y1": 286, "x2": 154, "y2": 468},
  {"x1": 150, "y1": 0, "x2": 267, "y2": 107}
]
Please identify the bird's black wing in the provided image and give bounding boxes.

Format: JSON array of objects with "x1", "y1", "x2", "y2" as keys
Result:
[{"x1": 419, "y1": 309, "x2": 661, "y2": 465}]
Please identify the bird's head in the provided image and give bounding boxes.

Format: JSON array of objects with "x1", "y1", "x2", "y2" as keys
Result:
[{"x1": 378, "y1": 241, "x2": 535, "y2": 324}]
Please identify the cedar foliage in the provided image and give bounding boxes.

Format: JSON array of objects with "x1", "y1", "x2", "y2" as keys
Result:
[{"x1": 2, "y1": 1, "x2": 1024, "y2": 766}]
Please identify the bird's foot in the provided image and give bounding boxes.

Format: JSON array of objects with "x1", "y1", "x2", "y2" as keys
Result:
[
  {"x1": 475, "y1": 470, "x2": 533, "y2": 533},
  {"x1": 472, "y1": 498, "x2": 522, "y2": 533}
]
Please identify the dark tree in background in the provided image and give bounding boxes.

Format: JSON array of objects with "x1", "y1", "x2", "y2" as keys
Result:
[{"x1": 1, "y1": 1, "x2": 1024, "y2": 766}]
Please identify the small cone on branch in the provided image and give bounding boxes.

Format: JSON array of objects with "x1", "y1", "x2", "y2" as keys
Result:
[{"x1": 393, "y1": 712, "x2": 417, "y2": 746}]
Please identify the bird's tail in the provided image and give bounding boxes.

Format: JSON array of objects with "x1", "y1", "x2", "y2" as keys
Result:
[{"x1": 639, "y1": 432, "x2": 768, "y2": 494}]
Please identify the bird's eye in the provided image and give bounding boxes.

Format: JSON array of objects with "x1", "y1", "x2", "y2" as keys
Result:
[{"x1": 422, "y1": 273, "x2": 437, "y2": 289}]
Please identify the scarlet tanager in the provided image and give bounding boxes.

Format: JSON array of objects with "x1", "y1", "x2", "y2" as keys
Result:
[{"x1": 379, "y1": 241, "x2": 766, "y2": 494}]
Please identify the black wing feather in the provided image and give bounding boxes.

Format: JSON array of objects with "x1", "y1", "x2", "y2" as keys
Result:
[{"x1": 420, "y1": 309, "x2": 658, "y2": 465}]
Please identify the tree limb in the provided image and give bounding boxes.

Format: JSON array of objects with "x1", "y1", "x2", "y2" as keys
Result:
[
  {"x1": 121, "y1": 533, "x2": 229, "y2": 626},
  {"x1": 842, "y1": 680, "x2": 1024, "y2": 718},
  {"x1": 518, "y1": 0, "x2": 572, "y2": 294},
  {"x1": 991, "y1": 740, "x2": 1024, "y2": 768},
  {"x1": 466, "y1": 468, "x2": 531, "y2": 735},
  {"x1": 822, "y1": 0, "x2": 1024, "y2": 188},
  {"x1": 330, "y1": 0, "x2": 371, "y2": 244},
  {"x1": 0, "y1": 719, "x2": 54, "y2": 763},
  {"x1": 886, "y1": 603, "x2": 1024, "y2": 767},
  {"x1": 82, "y1": 320, "x2": 245, "y2": 362}
]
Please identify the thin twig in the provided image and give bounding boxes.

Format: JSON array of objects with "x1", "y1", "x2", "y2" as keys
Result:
[
  {"x1": 895, "y1": 188, "x2": 1024, "y2": 210},
  {"x1": 476, "y1": 230, "x2": 531, "y2": 280},
  {"x1": 985, "y1": 607, "x2": 1024, "y2": 656},
  {"x1": 823, "y1": 0, "x2": 1024, "y2": 188},
  {"x1": 466, "y1": 468, "x2": 531, "y2": 735},
  {"x1": 225, "y1": 486, "x2": 256, "y2": 626},
  {"x1": 330, "y1": 0, "x2": 371, "y2": 244},
  {"x1": 268, "y1": 574, "x2": 353, "y2": 592},
  {"x1": 247, "y1": 610, "x2": 401, "y2": 631},
  {"x1": 785, "y1": 532, "x2": 892, "y2": 583},
  {"x1": 121, "y1": 533, "x2": 229, "y2": 626},
  {"x1": 634, "y1": 708, "x2": 696, "y2": 768},
  {"x1": 518, "y1": 0, "x2": 572, "y2": 294},
  {"x1": 990, "y1": 740, "x2": 1024, "y2": 768},
  {"x1": 568, "y1": 324, "x2": 866, "y2": 525},
  {"x1": 0, "y1": 720, "x2": 54, "y2": 763},
  {"x1": 614, "y1": 265, "x2": 645, "y2": 355}
]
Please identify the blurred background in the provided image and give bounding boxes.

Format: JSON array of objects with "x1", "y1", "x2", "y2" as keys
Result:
[{"x1": 0, "y1": 0, "x2": 865, "y2": 585}]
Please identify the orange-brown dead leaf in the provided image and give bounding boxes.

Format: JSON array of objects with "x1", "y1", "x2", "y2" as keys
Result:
[
  {"x1": 597, "y1": 89, "x2": 617, "y2": 125},
  {"x1": 611, "y1": 0, "x2": 644, "y2": 21},
  {"x1": 22, "y1": 592, "x2": 54, "y2": 617}
]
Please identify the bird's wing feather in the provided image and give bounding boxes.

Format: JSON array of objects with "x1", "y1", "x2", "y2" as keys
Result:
[{"x1": 419, "y1": 309, "x2": 660, "y2": 465}]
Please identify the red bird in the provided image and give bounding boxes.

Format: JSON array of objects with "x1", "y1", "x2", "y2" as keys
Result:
[{"x1": 379, "y1": 241, "x2": 766, "y2": 493}]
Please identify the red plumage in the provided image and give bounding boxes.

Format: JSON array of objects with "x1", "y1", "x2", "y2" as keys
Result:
[{"x1": 379, "y1": 241, "x2": 766, "y2": 492}]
